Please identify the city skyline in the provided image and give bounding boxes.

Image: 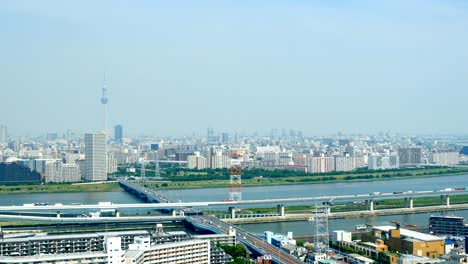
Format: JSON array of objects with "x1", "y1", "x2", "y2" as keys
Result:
[{"x1": 2, "y1": 1, "x2": 468, "y2": 136}]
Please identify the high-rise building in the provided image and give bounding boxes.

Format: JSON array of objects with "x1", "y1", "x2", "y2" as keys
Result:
[
  {"x1": 114, "y1": 125, "x2": 123, "y2": 144},
  {"x1": 429, "y1": 151, "x2": 459, "y2": 166},
  {"x1": 308, "y1": 155, "x2": 335, "y2": 173},
  {"x1": 398, "y1": 147, "x2": 422, "y2": 166},
  {"x1": 188, "y1": 152, "x2": 207, "y2": 169},
  {"x1": 221, "y1": 132, "x2": 229, "y2": 144},
  {"x1": 61, "y1": 164, "x2": 81, "y2": 182},
  {"x1": 207, "y1": 128, "x2": 217, "y2": 143},
  {"x1": 334, "y1": 155, "x2": 355, "y2": 172},
  {"x1": 368, "y1": 154, "x2": 399, "y2": 170},
  {"x1": 46, "y1": 132, "x2": 58, "y2": 141},
  {"x1": 0, "y1": 125, "x2": 7, "y2": 144},
  {"x1": 84, "y1": 133, "x2": 107, "y2": 181}
]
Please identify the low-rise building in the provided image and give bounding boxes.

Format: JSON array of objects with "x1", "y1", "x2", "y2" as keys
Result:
[{"x1": 368, "y1": 225, "x2": 445, "y2": 258}]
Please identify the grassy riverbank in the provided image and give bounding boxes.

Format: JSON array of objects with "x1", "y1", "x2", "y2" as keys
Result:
[
  {"x1": 142, "y1": 167, "x2": 468, "y2": 190},
  {"x1": 0, "y1": 182, "x2": 121, "y2": 194}
]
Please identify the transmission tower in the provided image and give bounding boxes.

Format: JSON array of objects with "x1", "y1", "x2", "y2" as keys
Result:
[
  {"x1": 229, "y1": 160, "x2": 242, "y2": 202},
  {"x1": 140, "y1": 161, "x2": 146, "y2": 181},
  {"x1": 154, "y1": 151, "x2": 161, "y2": 179},
  {"x1": 313, "y1": 204, "x2": 330, "y2": 253}
]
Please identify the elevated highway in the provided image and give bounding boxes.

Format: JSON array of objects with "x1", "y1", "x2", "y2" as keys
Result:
[
  {"x1": 1, "y1": 187, "x2": 465, "y2": 213},
  {"x1": 187, "y1": 215, "x2": 303, "y2": 264},
  {"x1": 0, "y1": 214, "x2": 185, "y2": 223}
]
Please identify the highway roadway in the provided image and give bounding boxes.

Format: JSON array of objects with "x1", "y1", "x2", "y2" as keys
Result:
[
  {"x1": 2, "y1": 188, "x2": 466, "y2": 212},
  {"x1": 188, "y1": 215, "x2": 303, "y2": 264},
  {"x1": 0, "y1": 214, "x2": 185, "y2": 223}
]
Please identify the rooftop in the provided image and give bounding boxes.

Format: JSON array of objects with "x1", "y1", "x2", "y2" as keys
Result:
[{"x1": 373, "y1": 225, "x2": 443, "y2": 242}]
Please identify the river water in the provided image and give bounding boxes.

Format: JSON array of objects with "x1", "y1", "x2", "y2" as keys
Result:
[{"x1": 1, "y1": 174, "x2": 468, "y2": 235}]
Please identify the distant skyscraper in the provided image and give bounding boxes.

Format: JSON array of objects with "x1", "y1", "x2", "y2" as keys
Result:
[
  {"x1": 207, "y1": 128, "x2": 216, "y2": 143},
  {"x1": 0, "y1": 125, "x2": 7, "y2": 144},
  {"x1": 114, "y1": 125, "x2": 123, "y2": 143},
  {"x1": 221, "y1": 132, "x2": 229, "y2": 144},
  {"x1": 84, "y1": 133, "x2": 107, "y2": 181},
  {"x1": 150, "y1": 144, "x2": 159, "y2": 151},
  {"x1": 46, "y1": 132, "x2": 58, "y2": 141}
]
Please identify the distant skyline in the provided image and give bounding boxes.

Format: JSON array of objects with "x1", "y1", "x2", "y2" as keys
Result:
[{"x1": 1, "y1": 0, "x2": 468, "y2": 136}]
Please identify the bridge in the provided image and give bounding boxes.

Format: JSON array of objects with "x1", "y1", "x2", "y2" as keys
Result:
[
  {"x1": 120, "y1": 180, "x2": 302, "y2": 263},
  {"x1": 2, "y1": 184, "x2": 465, "y2": 217},
  {"x1": 186, "y1": 215, "x2": 303, "y2": 264},
  {"x1": 4, "y1": 181, "x2": 467, "y2": 263},
  {"x1": 0, "y1": 214, "x2": 185, "y2": 223}
]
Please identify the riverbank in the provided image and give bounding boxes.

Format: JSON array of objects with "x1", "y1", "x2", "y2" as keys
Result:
[
  {"x1": 143, "y1": 167, "x2": 468, "y2": 190},
  {"x1": 0, "y1": 182, "x2": 121, "y2": 194},
  {"x1": 1, "y1": 167, "x2": 468, "y2": 194}
]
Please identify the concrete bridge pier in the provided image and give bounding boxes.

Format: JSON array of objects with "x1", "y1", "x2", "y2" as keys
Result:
[
  {"x1": 228, "y1": 207, "x2": 236, "y2": 219},
  {"x1": 409, "y1": 198, "x2": 413, "y2": 209},
  {"x1": 115, "y1": 210, "x2": 121, "y2": 218},
  {"x1": 369, "y1": 200, "x2": 374, "y2": 211},
  {"x1": 277, "y1": 204, "x2": 285, "y2": 217},
  {"x1": 56, "y1": 211, "x2": 61, "y2": 218},
  {"x1": 447, "y1": 195, "x2": 450, "y2": 206},
  {"x1": 171, "y1": 209, "x2": 178, "y2": 217}
]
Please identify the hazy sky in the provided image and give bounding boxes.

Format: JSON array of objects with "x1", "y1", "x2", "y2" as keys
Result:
[{"x1": 1, "y1": 0, "x2": 468, "y2": 137}]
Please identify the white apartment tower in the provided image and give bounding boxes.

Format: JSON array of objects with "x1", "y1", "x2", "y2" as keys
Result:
[{"x1": 85, "y1": 133, "x2": 107, "y2": 181}]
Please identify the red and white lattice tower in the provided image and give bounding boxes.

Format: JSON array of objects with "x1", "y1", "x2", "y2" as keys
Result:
[{"x1": 229, "y1": 159, "x2": 242, "y2": 202}]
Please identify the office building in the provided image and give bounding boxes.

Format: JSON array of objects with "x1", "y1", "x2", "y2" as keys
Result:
[
  {"x1": 429, "y1": 215, "x2": 468, "y2": 236},
  {"x1": 84, "y1": 133, "x2": 107, "y2": 181},
  {"x1": 114, "y1": 125, "x2": 123, "y2": 144},
  {"x1": 398, "y1": 147, "x2": 422, "y2": 166}
]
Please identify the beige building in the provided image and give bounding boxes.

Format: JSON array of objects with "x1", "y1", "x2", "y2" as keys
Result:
[
  {"x1": 367, "y1": 226, "x2": 444, "y2": 258},
  {"x1": 125, "y1": 239, "x2": 210, "y2": 264}
]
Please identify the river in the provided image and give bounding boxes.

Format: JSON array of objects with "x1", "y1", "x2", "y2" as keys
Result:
[{"x1": 1, "y1": 174, "x2": 468, "y2": 235}]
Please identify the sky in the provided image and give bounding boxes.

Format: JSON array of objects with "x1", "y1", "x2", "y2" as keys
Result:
[{"x1": 1, "y1": 0, "x2": 468, "y2": 137}]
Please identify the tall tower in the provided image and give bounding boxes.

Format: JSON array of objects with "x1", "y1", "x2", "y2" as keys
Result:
[
  {"x1": 229, "y1": 158, "x2": 242, "y2": 202},
  {"x1": 101, "y1": 77, "x2": 109, "y2": 135}
]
